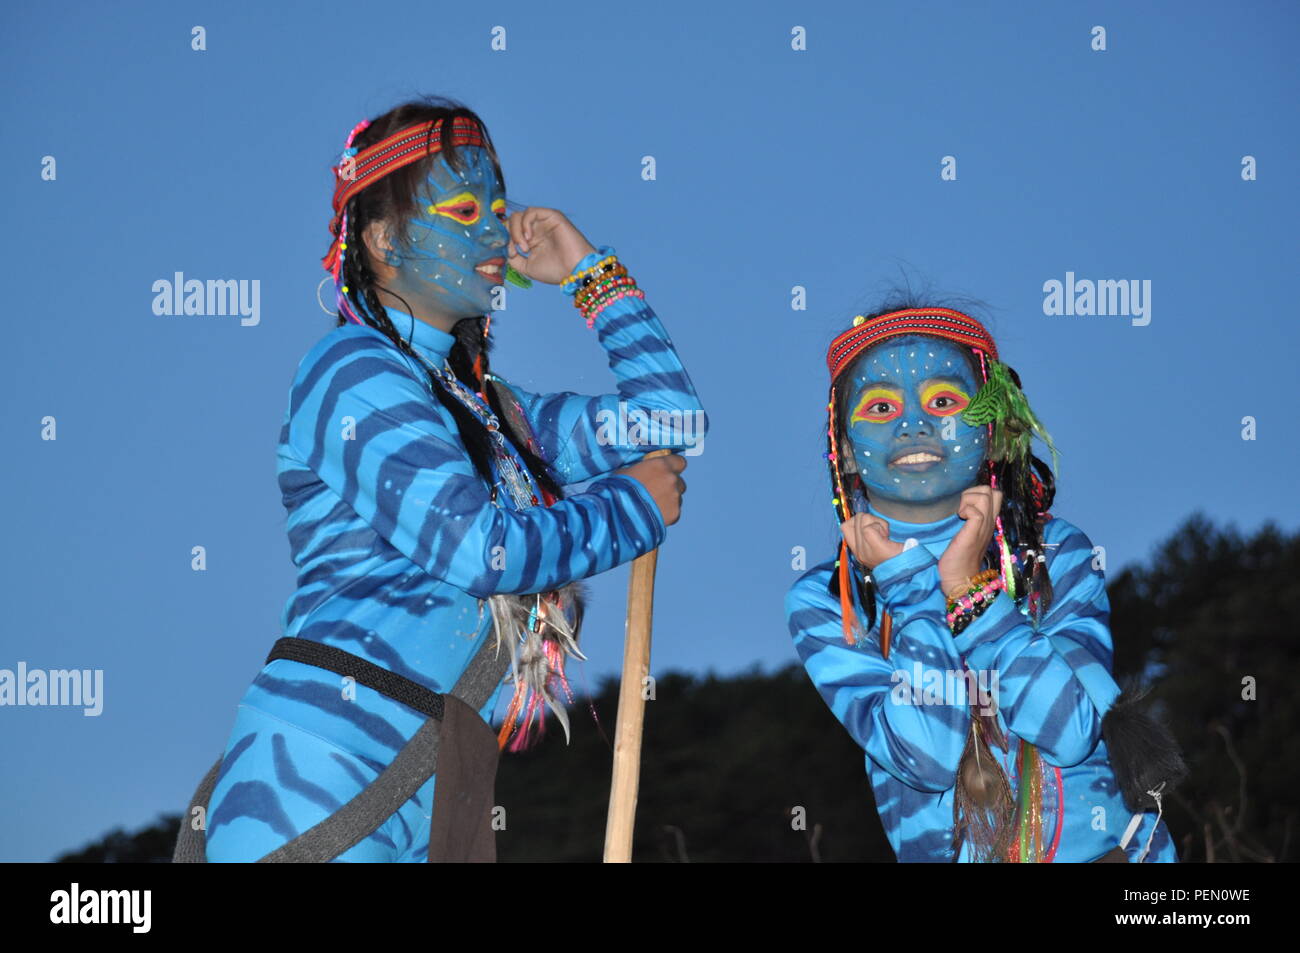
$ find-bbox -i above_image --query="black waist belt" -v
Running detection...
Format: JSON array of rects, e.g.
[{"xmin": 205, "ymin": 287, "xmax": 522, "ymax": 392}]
[{"xmin": 265, "ymin": 637, "xmax": 445, "ymax": 721}]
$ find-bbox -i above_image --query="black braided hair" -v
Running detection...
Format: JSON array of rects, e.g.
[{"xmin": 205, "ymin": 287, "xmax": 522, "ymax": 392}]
[
  {"xmin": 330, "ymin": 96, "xmax": 563, "ymax": 503},
  {"xmin": 826, "ymin": 311, "xmax": 1059, "ymax": 633}
]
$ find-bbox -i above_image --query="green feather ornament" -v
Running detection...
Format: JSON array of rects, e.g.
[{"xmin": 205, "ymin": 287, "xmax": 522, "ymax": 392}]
[
  {"xmin": 505, "ymin": 264, "xmax": 533, "ymax": 288},
  {"xmin": 960, "ymin": 358, "xmax": 1060, "ymax": 476}
]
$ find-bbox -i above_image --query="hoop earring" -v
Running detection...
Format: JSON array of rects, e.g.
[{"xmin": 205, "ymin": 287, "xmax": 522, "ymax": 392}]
[{"xmin": 316, "ymin": 275, "xmax": 337, "ymax": 316}]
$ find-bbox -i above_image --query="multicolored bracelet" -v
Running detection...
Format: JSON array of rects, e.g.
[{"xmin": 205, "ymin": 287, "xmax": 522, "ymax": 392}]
[
  {"xmin": 947, "ymin": 568, "xmax": 1000, "ymax": 603},
  {"xmin": 562, "ymin": 246, "xmax": 645, "ymax": 328},
  {"xmin": 946, "ymin": 572, "xmax": 1005, "ymax": 634},
  {"xmin": 561, "ymin": 245, "xmax": 617, "ymax": 295}
]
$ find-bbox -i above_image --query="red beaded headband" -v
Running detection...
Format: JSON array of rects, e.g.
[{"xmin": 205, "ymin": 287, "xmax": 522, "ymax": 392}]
[
  {"xmin": 827, "ymin": 307, "xmax": 998, "ymax": 381},
  {"xmin": 321, "ymin": 115, "xmax": 487, "ymax": 277}
]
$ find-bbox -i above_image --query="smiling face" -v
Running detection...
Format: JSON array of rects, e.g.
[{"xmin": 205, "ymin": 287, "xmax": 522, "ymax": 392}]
[
  {"xmin": 840, "ymin": 335, "xmax": 988, "ymax": 507},
  {"xmin": 384, "ymin": 145, "xmax": 511, "ymax": 321}
]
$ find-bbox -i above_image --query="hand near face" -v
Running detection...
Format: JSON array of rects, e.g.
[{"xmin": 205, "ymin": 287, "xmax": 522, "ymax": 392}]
[
  {"xmin": 840, "ymin": 513, "xmax": 905, "ymax": 570},
  {"xmin": 504, "ymin": 207, "xmax": 596, "ymax": 285},
  {"xmin": 937, "ymin": 486, "xmax": 1004, "ymax": 598}
]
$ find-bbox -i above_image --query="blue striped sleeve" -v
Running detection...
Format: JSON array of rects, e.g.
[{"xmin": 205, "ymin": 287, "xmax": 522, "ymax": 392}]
[
  {"xmin": 947, "ymin": 518, "xmax": 1109, "ymax": 767},
  {"xmin": 284, "ymin": 329, "xmax": 667, "ymax": 599},
  {"xmin": 498, "ymin": 290, "xmax": 707, "ymax": 485},
  {"xmin": 786, "ymin": 551, "xmax": 972, "ymax": 792}
]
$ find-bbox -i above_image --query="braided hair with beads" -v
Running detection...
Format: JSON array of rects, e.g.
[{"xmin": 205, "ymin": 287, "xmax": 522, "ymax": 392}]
[
  {"xmin": 824, "ymin": 301, "xmax": 1062, "ymax": 861},
  {"xmin": 320, "ymin": 97, "xmax": 589, "ymax": 751}
]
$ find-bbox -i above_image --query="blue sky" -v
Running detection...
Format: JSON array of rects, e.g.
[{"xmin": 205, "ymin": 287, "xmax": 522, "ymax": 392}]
[{"xmin": 2, "ymin": 1, "xmax": 1296, "ymax": 861}]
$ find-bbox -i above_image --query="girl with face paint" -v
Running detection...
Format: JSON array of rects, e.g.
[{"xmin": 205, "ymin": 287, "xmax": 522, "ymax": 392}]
[
  {"xmin": 189, "ymin": 98, "xmax": 704, "ymax": 862},
  {"xmin": 785, "ymin": 302, "xmax": 1182, "ymax": 863}
]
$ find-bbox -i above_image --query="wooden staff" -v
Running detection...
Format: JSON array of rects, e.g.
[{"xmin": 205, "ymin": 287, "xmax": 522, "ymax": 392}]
[{"xmin": 603, "ymin": 447, "xmax": 672, "ymax": 862}]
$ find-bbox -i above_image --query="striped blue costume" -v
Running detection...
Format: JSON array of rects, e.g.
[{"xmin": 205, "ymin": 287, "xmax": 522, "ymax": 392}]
[
  {"xmin": 785, "ymin": 502, "xmax": 1178, "ymax": 863},
  {"xmin": 204, "ymin": 278, "xmax": 705, "ymax": 861}
]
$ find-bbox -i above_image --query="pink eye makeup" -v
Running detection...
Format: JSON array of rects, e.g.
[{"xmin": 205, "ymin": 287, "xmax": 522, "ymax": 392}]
[
  {"xmin": 920, "ymin": 381, "xmax": 971, "ymax": 416},
  {"xmin": 850, "ymin": 386, "xmax": 904, "ymax": 423}
]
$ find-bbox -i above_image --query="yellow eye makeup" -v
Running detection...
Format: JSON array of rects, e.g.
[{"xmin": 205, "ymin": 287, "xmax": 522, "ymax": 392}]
[
  {"xmin": 850, "ymin": 386, "xmax": 904, "ymax": 423},
  {"xmin": 427, "ymin": 191, "xmax": 481, "ymax": 225},
  {"xmin": 491, "ymin": 197, "xmax": 507, "ymax": 222},
  {"xmin": 920, "ymin": 381, "xmax": 971, "ymax": 416}
]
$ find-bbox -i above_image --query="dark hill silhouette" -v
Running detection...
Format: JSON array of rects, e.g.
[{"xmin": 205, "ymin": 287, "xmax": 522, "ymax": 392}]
[{"xmin": 54, "ymin": 512, "xmax": 1296, "ymax": 862}]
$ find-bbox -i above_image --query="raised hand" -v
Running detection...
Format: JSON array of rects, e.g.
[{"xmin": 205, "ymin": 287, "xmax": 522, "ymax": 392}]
[
  {"xmin": 840, "ymin": 512, "xmax": 905, "ymax": 570},
  {"xmin": 937, "ymin": 486, "xmax": 1004, "ymax": 599},
  {"xmin": 504, "ymin": 207, "xmax": 597, "ymax": 285}
]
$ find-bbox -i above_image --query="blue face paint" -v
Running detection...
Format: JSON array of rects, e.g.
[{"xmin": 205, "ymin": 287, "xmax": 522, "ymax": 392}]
[
  {"xmin": 393, "ymin": 146, "xmax": 510, "ymax": 318},
  {"xmin": 841, "ymin": 336, "xmax": 987, "ymax": 505}
]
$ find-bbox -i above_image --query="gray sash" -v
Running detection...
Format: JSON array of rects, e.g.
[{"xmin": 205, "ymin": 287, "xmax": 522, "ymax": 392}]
[{"xmin": 172, "ymin": 632, "xmax": 509, "ymax": 863}]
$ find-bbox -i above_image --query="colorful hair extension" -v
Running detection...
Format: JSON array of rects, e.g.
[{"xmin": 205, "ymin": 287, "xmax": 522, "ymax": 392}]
[{"xmin": 823, "ymin": 306, "xmax": 1063, "ymax": 862}]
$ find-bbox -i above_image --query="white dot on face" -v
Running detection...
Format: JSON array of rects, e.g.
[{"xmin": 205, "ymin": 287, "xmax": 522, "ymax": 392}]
[
  {"xmin": 863, "ymin": 450, "xmax": 871, "ymax": 456},
  {"xmin": 894, "ymin": 478, "xmax": 900, "ymax": 483},
  {"xmin": 954, "ymin": 446, "xmax": 961, "ymax": 452}
]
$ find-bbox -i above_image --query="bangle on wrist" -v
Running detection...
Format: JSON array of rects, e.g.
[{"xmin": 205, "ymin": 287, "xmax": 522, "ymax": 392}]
[
  {"xmin": 561, "ymin": 245, "xmax": 617, "ymax": 295},
  {"xmin": 946, "ymin": 574, "xmax": 1005, "ymax": 633},
  {"xmin": 566, "ymin": 251, "xmax": 645, "ymax": 328}
]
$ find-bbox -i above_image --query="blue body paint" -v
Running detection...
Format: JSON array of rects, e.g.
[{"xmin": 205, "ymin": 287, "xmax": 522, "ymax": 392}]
[
  {"xmin": 841, "ymin": 336, "xmax": 985, "ymax": 507},
  {"xmin": 391, "ymin": 146, "xmax": 510, "ymax": 319}
]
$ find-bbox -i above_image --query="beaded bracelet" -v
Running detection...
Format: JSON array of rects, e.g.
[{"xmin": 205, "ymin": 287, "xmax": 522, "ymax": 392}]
[
  {"xmin": 947, "ymin": 575, "xmax": 1002, "ymax": 617},
  {"xmin": 572, "ymin": 259, "xmax": 645, "ymax": 328},
  {"xmin": 578, "ymin": 277, "xmax": 638, "ymax": 311},
  {"xmin": 948, "ymin": 590, "xmax": 1001, "ymax": 634},
  {"xmin": 575, "ymin": 273, "xmax": 635, "ymax": 313},
  {"xmin": 574, "ymin": 262, "xmax": 630, "ymax": 306},
  {"xmin": 947, "ymin": 576, "xmax": 1005, "ymax": 633},
  {"xmin": 946, "ymin": 568, "xmax": 1000, "ymax": 606},
  {"xmin": 561, "ymin": 245, "xmax": 618, "ymax": 296},
  {"xmin": 580, "ymin": 285, "xmax": 645, "ymax": 328}
]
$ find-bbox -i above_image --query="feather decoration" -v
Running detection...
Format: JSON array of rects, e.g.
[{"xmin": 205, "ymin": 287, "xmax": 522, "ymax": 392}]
[
  {"xmin": 961, "ymin": 358, "xmax": 1060, "ymax": 476},
  {"xmin": 951, "ymin": 713, "xmax": 1016, "ymax": 863},
  {"xmin": 490, "ymin": 581, "xmax": 587, "ymax": 752}
]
